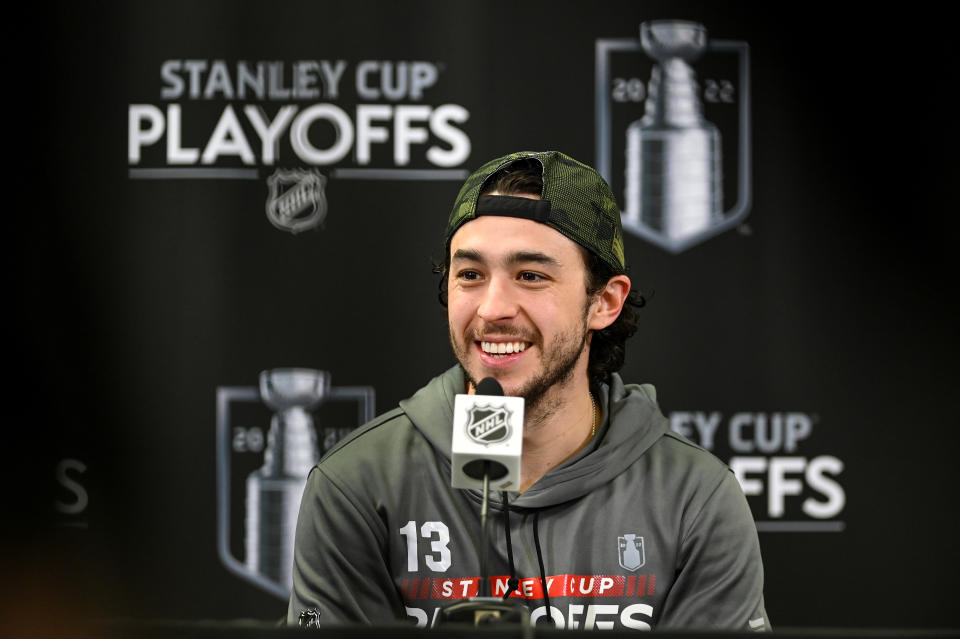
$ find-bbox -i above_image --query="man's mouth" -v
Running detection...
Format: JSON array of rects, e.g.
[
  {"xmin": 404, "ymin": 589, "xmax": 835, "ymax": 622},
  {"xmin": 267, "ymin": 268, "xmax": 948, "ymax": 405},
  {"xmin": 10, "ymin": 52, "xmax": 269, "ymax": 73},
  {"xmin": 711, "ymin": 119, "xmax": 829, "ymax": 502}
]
[{"xmin": 479, "ymin": 340, "xmax": 530, "ymax": 359}]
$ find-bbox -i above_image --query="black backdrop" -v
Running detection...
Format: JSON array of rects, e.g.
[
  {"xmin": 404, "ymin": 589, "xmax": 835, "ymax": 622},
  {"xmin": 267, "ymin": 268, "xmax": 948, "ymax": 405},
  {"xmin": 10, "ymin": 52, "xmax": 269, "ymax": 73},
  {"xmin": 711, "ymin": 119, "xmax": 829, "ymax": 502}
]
[{"xmin": 8, "ymin": 1, "xmax": 959, "ymax": 631}]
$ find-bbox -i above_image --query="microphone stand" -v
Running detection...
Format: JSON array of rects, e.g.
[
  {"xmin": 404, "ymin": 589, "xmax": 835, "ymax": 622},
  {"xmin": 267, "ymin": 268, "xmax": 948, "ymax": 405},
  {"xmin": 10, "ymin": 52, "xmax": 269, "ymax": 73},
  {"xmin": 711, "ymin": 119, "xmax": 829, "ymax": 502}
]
[
  {"xmin": 436, "ymin": 462, "xmax": 530, "ymax": 627},
  {"xmin": 479, "ymin": 462, "xmax": 491, "ymax": 597}
]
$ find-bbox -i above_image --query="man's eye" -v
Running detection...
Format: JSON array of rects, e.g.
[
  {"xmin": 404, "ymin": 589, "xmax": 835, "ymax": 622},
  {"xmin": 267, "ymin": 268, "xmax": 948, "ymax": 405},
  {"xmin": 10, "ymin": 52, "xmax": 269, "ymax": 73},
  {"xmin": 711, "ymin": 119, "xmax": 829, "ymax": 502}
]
[
  {"xmin": 519, "ymin": 272, "xmax": 545, "ymax": 282},
  {"xmin": 457, "ymin": 270, "xmax": 481, "ymax": 281}
]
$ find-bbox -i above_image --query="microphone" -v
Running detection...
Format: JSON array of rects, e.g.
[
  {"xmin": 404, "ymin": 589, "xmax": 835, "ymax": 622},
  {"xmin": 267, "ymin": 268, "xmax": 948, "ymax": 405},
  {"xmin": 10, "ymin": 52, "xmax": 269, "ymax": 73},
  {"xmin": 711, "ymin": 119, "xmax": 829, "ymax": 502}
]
[
  {"xmin": 440, "ymin": 377, "xmax": 531, "ymax": 626},
  {"xmin": 451, "ymin": 377, "xmax": 524, "ymax": 492}
]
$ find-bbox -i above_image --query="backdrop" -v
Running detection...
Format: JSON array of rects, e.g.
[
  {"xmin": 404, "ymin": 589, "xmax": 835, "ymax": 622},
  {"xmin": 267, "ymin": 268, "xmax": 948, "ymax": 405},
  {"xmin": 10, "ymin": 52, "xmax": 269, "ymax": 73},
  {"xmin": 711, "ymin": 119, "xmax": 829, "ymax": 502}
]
[{"xmin": 9, "ymin": 0, "xmax": 958, "ymax": 630}]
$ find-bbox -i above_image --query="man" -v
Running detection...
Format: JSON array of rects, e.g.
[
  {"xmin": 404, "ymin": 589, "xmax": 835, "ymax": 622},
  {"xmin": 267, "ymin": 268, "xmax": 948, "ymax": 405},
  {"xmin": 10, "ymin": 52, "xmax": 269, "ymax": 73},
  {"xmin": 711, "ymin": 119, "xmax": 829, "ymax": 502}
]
[{"xmin": 288, "ymin": 151, "xmax": 769, "ymax": 630}]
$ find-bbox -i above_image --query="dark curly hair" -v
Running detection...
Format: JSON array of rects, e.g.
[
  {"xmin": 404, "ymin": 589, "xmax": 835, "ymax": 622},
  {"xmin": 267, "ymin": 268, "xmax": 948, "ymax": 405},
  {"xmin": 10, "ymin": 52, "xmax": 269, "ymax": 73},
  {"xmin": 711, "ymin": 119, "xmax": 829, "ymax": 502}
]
[
  {"xmin": 581, "ymin": 252, "xmax": 646, "ymax": 395},
  {"xmin": 435, "ymin": 159, "xmax": 646, "ymax": 394}
]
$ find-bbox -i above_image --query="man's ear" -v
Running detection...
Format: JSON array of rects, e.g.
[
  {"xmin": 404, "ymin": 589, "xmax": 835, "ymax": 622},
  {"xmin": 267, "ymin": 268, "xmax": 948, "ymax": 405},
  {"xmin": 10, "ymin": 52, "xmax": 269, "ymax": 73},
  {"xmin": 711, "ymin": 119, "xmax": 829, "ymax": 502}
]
[{"xmin": 588, "ymin": 275, "xmax": 631, "ymax": 331}]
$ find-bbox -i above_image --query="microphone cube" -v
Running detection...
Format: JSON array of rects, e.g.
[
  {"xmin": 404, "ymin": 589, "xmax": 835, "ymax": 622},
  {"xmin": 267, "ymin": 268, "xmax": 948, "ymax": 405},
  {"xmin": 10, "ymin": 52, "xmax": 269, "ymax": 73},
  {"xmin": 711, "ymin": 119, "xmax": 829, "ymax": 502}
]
[{"xmin": 451, "ymin": 394, "xmax": 524, "ymax": 492}]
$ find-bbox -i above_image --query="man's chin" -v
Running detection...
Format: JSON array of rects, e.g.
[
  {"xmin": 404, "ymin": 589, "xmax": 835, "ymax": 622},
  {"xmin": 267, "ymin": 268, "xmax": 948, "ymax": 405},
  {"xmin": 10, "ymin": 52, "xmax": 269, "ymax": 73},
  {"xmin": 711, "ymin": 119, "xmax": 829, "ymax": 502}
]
[{"xmin": 459, "ymin": 363, "xmax": 524, "ymax": 396}]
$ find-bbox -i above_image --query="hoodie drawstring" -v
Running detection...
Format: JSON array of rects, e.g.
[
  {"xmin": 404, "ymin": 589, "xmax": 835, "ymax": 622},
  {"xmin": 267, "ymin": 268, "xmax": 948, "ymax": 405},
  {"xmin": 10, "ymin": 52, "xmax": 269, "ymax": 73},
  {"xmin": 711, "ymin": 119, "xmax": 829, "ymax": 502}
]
[
  {"xmin": 533, "ymin": 510, "xmax": 551, "ymax": 617},
  {"xmin": 499, "ymin": 494, "xmax": 551, "ymax": 622},
  {"xmin": 500, "ymin": 492, "xmax": 520, "ymax": 600}
]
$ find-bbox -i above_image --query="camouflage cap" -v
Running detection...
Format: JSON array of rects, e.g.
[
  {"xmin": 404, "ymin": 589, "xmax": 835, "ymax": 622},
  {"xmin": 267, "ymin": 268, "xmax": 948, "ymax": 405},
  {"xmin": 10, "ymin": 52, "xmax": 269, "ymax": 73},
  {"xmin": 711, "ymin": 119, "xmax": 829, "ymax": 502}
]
[{"xmin": 446, "ymin": 151, "xmax": 626, "ymax": 270}]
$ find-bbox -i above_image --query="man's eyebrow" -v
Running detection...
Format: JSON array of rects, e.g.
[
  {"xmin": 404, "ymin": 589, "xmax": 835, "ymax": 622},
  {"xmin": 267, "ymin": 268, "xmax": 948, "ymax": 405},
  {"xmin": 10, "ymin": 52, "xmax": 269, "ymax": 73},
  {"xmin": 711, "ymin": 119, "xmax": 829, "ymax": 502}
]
[
  {"xmin": 508, "ymin": 251, "xmax": 560, "ymax": 267},
  {"xmin": 451, "ymin": 248, "xmax": 560, "ymax": 267},
  {"xmin": 451, "ymin": 248, "xmax": 483, "ymax": 263}
]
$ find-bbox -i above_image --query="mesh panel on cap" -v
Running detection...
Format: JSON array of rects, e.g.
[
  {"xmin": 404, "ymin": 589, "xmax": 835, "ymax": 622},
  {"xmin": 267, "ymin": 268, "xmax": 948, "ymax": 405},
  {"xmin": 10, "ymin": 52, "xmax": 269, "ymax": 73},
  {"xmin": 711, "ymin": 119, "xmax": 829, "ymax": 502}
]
[{"xmin": 446, "ymin": 151, "xmax": 625, "ymax": 270}]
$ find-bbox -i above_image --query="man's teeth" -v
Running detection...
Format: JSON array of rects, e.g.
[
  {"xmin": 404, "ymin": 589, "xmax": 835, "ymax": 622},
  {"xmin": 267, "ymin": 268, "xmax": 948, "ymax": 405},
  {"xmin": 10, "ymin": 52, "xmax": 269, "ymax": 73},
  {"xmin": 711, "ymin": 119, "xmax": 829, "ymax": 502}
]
[{"xmin": 480, "ymin": 341, "xmax": 528, "ymax": 357}]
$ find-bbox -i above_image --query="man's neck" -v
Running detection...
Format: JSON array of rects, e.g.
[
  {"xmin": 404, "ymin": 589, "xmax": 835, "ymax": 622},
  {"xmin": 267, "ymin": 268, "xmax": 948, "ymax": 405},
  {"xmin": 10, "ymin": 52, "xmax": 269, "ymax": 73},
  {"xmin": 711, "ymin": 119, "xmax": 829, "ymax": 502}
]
[{"xmin": 518, "ymin": 376, "xmax": 596, "ymax": 493}]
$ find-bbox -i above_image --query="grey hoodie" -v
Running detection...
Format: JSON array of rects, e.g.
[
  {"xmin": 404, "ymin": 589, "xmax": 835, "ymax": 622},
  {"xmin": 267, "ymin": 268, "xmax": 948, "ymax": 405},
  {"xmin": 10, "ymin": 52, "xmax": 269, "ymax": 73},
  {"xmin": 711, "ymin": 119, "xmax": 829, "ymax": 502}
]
[{"xmin": 288, "ymin": 366, "xmax": 770, "ymax": 631}]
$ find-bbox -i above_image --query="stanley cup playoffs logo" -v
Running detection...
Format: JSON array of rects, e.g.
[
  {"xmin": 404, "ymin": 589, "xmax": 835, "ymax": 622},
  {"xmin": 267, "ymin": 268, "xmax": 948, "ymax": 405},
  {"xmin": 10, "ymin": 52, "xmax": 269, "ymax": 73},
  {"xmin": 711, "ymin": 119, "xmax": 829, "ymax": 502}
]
[
  {"xmin": 216, "ymin": 368, "xmax": 375, "ymax": 598},
  {"xmin": 596, "ymin": 20, "xmax": 751, "ymax": 253},
  {"xmin": 127, "ymin": 57, "xmax": 473, "ymax": 233},
  {"xmin": 618, "ymin": 534, "xmax": 646, "ymax": 571}
]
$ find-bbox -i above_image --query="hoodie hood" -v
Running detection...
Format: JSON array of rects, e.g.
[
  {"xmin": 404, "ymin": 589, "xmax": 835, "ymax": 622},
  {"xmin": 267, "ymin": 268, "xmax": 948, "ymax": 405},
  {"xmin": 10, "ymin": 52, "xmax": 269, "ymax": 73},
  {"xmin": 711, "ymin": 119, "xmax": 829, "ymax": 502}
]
[{"xmin": 399, "ymin": 365, "xmax": 671, "ymax": 509}]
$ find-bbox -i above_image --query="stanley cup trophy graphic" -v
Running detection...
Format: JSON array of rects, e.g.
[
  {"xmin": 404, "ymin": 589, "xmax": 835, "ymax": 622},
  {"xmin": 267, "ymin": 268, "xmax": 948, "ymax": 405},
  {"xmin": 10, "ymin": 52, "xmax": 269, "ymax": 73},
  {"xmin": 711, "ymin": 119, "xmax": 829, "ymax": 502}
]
[
  {"xmin": 244, "ymin": 369, "xmax": 326, "ymax": 589},
  {"xmin": 624, "ymin": 20, "xmax": 723, "ymax": 243},
  {"xmin": 596, "ymin": 19, "xmax": 751, "ymax": 253},
  {"xmin": 216, "ymin": 368, "xmax": 375, "ymax": 598}
]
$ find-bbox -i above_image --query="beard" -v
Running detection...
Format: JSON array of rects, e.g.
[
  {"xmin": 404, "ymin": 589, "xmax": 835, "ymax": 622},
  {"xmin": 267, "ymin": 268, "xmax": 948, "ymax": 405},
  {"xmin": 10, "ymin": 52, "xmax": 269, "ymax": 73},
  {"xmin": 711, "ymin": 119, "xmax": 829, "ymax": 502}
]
[{"xmin": 450, "ymin": 317, "xmax": 590, "ymax": 417}]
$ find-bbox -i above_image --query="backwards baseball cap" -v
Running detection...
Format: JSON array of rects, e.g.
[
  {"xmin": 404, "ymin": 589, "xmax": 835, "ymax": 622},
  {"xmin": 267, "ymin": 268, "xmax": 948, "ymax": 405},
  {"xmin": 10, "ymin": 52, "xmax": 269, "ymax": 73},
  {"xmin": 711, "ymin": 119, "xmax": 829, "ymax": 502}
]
[{"xmin": 445, "ymin": 151, "xmax": 626, "ymax": 271}]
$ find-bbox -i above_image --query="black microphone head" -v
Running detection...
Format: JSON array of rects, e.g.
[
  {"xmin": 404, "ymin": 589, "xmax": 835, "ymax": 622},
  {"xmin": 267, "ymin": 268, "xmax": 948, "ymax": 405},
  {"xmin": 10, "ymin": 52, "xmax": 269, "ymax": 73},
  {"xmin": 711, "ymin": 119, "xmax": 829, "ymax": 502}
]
[{"xmin": 475, "ymin": 377, "xmax": 504, "ymax": 397}]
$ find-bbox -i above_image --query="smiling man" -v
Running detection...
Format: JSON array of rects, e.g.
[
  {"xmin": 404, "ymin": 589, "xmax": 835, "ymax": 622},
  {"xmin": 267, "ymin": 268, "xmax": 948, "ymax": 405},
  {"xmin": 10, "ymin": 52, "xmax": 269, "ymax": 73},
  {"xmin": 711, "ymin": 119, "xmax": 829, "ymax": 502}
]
[{"xmin": 288, "ymin": 151, "xmax": 770, "ymax": 630}]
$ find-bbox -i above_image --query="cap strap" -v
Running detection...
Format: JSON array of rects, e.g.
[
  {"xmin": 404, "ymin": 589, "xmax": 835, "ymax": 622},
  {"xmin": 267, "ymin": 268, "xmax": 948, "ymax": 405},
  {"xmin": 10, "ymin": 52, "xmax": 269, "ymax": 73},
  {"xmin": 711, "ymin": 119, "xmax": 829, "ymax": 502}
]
[{"xmin": 475, "ymin": 195, "xmax": 552, "ymax": 223}]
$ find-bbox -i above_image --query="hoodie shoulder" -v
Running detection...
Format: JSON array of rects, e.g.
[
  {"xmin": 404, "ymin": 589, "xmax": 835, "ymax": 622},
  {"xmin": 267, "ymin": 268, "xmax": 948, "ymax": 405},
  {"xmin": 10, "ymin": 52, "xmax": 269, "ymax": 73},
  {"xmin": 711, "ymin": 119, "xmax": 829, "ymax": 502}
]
[
  {"xmin": 318, "ymin": 406, "xmax": 409, "ymax": 462},
  {"xmin": 314, "ymin": 367, "xmax": 462, "ymax": 480},
  {"xmin": 613, "ymin": 377, "xmax": 734, "ymax": 500},
  {"xmin": 619, "ymin": 379, "xmax": 729, "ymax": 474}
]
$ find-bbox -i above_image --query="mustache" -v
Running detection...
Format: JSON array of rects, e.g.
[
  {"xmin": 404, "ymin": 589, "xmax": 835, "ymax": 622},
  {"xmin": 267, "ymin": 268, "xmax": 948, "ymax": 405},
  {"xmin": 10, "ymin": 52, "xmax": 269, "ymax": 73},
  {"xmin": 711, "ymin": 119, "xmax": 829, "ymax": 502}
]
[{"xmin": 470, "ymin": 323, "xmax": 539, "ymax": 343}]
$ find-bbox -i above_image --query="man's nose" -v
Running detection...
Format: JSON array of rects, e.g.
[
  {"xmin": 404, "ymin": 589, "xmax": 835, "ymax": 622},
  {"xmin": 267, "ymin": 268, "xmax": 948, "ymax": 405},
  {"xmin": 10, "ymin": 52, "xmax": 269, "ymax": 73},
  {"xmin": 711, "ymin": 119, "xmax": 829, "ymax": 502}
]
[{"xmin": 476, "ymin": 276, "xmax": 519, "ymax": 322}]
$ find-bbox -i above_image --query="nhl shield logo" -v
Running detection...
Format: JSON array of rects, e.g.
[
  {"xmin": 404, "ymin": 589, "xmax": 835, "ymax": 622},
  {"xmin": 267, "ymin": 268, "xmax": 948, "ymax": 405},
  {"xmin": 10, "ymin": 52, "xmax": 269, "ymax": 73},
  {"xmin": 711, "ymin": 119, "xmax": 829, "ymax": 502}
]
[
  {"xmin": 618, "ymin": 534, "xmax": 645, "ymax": 571},
  {"xmin": 466, "ymin": 404, "xmax": 511, "ymax": 444},
  {"xmin": 265, "ymin": 168, "xmax": 328, "ymax": 234}
]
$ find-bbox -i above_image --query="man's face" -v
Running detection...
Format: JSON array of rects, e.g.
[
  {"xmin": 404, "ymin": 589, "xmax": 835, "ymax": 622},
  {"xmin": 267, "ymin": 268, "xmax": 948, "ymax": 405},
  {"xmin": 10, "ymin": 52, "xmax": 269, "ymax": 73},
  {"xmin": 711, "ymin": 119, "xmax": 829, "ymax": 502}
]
[{"xmin": 447, "ymin": 211, "xmax": 597, "ymax": 408}]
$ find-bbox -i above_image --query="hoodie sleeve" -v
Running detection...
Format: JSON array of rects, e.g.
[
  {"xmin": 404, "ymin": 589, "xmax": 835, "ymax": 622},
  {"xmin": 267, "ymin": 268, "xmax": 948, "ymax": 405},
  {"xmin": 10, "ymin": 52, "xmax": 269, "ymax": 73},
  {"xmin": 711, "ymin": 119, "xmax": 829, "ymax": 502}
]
[
  {"xmin": 286, "ymin": 465, "xmax": 402, "ymax": 626},
  {"xmin": 657, "ymin": 469, "xmax": 771, "ymax": 631}
]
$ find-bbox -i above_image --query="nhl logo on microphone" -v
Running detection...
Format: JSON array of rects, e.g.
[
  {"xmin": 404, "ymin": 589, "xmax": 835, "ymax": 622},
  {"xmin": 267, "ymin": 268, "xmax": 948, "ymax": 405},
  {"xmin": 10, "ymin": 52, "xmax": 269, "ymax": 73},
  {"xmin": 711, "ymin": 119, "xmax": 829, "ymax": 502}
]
[{"xmin": 466, "ymin": 404, "xmax": 511, "ymax": 444}]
